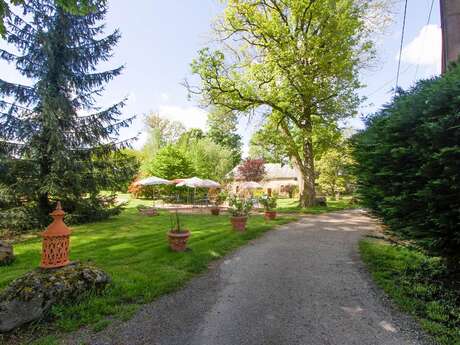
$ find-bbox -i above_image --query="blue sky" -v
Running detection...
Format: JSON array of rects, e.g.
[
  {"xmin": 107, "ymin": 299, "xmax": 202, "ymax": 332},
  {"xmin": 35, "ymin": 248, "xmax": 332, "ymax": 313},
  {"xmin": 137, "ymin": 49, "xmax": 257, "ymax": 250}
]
[{"xmin": 1, "ymin": 1, "xmax": 442, "ymax": 154}]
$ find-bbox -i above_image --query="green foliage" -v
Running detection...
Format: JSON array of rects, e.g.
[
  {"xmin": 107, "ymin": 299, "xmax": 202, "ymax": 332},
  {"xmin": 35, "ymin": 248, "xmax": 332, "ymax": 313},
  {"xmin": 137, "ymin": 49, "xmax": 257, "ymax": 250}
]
[
  {"xmin": 141, "ymin": 112, "xmax": 186, "ymax": 166},
  {"xmin": 214, "ymin": 191, "xmax": 228, "ymax": 206},
  {"xmin": 316, "ymin": 143, "xmax": 356, "ymax": 198},
  {"xmin": 145, "ymin": 145, "xmax": 194, "ymax": 180},
  {"xmin": 93, "ymin": 149, "xmax": 140, "ymax": 193},
  {"xmin": 249, "ymin": 117, "xmax": 290, "ymax": 164},
  {"xmin": 177, "ymin": 128, "xmax": 205, "ymax": 147},
  {"xmin": 360, "ymin": 240, "xmax": 460, "ymax": 345},
  {"xmin": 260, "ymin": 195, "xmax": 277, "ymax": 211},
  {"xmin": 180, "ymin": 137, "xmax": 234, "ymax": 181},
  {"xmin": 352, "ymin": 64, "xmax": 460, "ymax": 268},
  {"xmin": 228, "ymin": 196, "xmax": 253, "ymax": 217},
  {"xmin": 0, "ymin": 0, "xmax": 133, "ymax": 231},
  {"xmin": 249, "ymin": 115, "xmax": 343, "ymax": 164},
  {"xmin": 0, "ymin": 0, "xmax": 102, "ymax": 37},
  {"xmin": 206, "ymin": 107, "xmax": 242, "ymax": 166},
  {"xmin": 190, "ymin": 0, "xmax": 379, "ymax": 206},
  {"xmin": 140, "ymin": 112, "xmax": 235, "ymax": 183},
  {"xmin": 29, "ymin": 335, "xmax": 60, "ymax": 345}
]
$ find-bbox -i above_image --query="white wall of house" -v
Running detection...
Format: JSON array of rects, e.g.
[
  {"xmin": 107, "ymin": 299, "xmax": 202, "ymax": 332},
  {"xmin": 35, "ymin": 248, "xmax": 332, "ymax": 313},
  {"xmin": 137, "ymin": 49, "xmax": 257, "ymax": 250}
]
[{"xmin": 226, "ymin": 163, "xmax": 300, "ymax": 197}]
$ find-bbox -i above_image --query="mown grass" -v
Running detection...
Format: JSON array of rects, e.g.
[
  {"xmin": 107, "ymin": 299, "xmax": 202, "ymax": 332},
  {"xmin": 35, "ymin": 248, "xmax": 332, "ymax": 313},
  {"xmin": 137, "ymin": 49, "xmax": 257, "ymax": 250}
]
[
  {"xmin": 0, "ymin": 197, "xmax": 296, "ymax": 343},
  {"xmin": 276, "ymin": 196, "xmax": 358, "ymax": 214},
  {"xmin": 360, "ymin": 239, "xmax": 460, "ymax": 345}
]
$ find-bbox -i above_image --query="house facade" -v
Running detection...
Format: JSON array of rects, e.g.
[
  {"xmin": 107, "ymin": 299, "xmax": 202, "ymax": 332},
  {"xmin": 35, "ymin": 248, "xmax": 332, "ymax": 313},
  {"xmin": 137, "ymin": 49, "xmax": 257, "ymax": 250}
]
[{"xmin": 227, "ymin": 163, "xmax": 301, "ymax": 197}]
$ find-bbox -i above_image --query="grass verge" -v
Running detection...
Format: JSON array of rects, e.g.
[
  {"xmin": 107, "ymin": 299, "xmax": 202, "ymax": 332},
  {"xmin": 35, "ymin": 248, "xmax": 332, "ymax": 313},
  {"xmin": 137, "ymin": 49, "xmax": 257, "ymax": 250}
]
[
  {"xmin": 0, "ymin": 203, "xmax": 296, "ymax": 344},
  {"xmin": 360, "ymin": 239, "xmax": 460, "ymax": 345},
  {"xmin": 276, "ymin": 196, "xmax": 359, "ymax": 214}
]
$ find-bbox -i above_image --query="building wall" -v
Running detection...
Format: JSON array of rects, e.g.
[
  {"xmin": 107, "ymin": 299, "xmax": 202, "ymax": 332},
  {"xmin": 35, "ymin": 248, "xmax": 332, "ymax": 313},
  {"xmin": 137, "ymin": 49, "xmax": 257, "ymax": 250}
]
[{"xmin": 228, "ymin": 178, "xmax": 299, "ymax": 197}]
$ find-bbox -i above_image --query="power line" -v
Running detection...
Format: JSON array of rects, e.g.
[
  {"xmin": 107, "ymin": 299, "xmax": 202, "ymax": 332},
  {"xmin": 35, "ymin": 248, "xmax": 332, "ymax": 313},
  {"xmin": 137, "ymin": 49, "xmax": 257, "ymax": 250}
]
[
  {"xmin": 366, "ymin": 65, "xmax": 412, "ymax": 99},
  {"xmin": 367, "ymin": 0, "xmax": 434, "ymax": 100},
  {"xmin": 414, "ymin": 0, "xmax": 436, "ymax": 80},
  {"xmin": 395, "ymin": 0, "xmax": 409, "ymax": 93}
]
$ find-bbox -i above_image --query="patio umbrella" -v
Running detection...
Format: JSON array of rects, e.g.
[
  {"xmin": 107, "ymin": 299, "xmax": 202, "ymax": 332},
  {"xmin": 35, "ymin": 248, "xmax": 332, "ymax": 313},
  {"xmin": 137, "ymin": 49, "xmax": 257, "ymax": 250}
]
[
  {"xmin": 240, "ymin": 181, "xmax": 263, "ymax": 190},
  {"xmin": 136, "ymin": 176, "xmax": 172, "ymax": 186},
  {"xmin": 175, "ymin": 177, "xmax": 206, "ymax": 188},
  {"xmin": 135, "ymin": 176, "xmax": 172, "ymax": 206},
  {"xmin": 202, "ymin": 179, "xmax": 221, "ymax": 188},
  {"xmin": 175, "ymin": 177, "xmax": 212, "ymax": 206}
]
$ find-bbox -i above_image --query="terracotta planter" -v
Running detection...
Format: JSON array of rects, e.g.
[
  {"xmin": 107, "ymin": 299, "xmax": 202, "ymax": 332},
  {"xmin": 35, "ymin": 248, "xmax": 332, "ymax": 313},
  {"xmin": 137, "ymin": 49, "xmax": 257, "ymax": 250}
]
[
  {"xmin": 264, "ymin": 210, "xmax": 277, "ymax": 220},
  {"xmin": 210, "ymin": 207, "xmax": 220, "ymax": 216},
  {"xmin": 167, "ymin": 230, "xmax": 191, "ymax": 252},
  {"xmin": 230, "ymin": 216, "xmax": 248, "ymax": 232}
]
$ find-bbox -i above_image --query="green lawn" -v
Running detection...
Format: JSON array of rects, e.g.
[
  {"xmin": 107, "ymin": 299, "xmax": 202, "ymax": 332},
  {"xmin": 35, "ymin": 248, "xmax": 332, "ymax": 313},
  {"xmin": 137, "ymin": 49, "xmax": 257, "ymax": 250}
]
[
  {"xmin": 276, "ymin": 196, "xmax": 358, "ymax": 214},
  {"xmin": 0, "ymin": 198, "xmax": 296, "ymax": 343},
  {"xmin": 360, "ymin": 239, "xmax": 460, "ymax": 345}
]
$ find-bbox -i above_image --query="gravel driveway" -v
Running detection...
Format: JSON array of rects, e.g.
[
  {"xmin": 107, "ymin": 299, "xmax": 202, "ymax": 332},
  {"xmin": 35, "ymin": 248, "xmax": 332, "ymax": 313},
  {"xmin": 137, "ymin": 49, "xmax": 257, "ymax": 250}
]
[{"xmin": 66, "ymin": 210, "xmax": 432, "ymax": 345}]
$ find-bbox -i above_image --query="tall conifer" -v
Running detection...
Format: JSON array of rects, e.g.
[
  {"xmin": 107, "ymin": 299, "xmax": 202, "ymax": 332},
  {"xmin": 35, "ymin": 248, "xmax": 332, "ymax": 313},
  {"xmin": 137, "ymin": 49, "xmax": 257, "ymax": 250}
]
[{"xmin": 0, "ymin": 0, "xmax": 134, "ymax": 229}]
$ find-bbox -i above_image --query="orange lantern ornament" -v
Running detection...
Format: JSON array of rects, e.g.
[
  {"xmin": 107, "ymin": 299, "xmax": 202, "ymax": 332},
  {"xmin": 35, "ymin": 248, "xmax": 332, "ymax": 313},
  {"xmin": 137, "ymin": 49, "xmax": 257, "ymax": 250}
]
[{"xmin": 40, "ymin": 201, "xmax": 71, "ymax": 269}]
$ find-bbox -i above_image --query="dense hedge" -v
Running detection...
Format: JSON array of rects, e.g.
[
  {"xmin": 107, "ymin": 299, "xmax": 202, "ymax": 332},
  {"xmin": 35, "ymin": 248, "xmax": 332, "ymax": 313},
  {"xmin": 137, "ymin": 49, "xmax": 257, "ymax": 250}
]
[{"xmin": 352, "ymin": 64, "xmax": 460, "ymax": 269}]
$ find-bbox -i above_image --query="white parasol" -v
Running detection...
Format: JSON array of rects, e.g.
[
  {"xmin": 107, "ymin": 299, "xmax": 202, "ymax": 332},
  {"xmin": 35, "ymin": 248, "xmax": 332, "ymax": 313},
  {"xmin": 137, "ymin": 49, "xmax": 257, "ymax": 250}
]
[
  {"xmin": 240, "ymin": 181, "xmax": 263, "ymax": 190},
  {"xmin": 136, "ymin": 176, "xmax": 172, "ymax": 186},
  {"xmin": 175, "ymin": 177, "xmax": 206, "ymax": 188},
  {"xmin": 202, "ymin": 179, "xmax": 221, "ymax": 188}
]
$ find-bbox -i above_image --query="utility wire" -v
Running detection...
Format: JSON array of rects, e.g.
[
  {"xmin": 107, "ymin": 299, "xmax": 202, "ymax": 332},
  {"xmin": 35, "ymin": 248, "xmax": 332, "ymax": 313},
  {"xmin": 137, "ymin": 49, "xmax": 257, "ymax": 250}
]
[
  {"xmin": 366, "ymin": 0, "xmax": 434, "ymax": 100},
  {"xmin": 414, "ymin": 0, "xmax": 436, "ymax": 80},
  {"xmin": 395, "ymin": 0, "xmax": 409, "ymax": 93},
  {"xmin": 366, "ymin": 65, "xmax": 411, "ymax": 99}
]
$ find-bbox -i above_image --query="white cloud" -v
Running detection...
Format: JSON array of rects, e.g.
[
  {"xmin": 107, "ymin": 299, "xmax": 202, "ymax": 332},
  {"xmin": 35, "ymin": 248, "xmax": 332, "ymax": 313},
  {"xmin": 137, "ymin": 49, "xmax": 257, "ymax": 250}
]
[
  {"xmin": 158, "ymin": 105, "xmax": 208, "ymax": 129},
  {"xmin": 400, "ymin": 24, "xmax": 441, "ymax": 71},
  {"xmin": 160, "ymin": 92, "xmax": 170, "ymax": 101}
]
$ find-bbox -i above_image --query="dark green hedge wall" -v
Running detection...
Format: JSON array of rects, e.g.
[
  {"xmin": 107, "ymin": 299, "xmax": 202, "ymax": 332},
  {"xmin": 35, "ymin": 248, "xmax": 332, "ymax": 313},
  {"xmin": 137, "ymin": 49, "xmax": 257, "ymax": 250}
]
[{"xmin": 352, "ymin": 64, "xmax": 460, "ymax": 268}]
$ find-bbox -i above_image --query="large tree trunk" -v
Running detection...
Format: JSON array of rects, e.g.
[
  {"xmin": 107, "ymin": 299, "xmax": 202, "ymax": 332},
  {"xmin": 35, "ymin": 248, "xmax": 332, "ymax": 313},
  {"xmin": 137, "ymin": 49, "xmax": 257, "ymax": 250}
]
[
  {"xmin": 298, "ymin": 122, "xmax": 316, "ymax": 208},
  {"xmin": 278, "ymin": 111, "xmax": 316, "ymax": 208}
]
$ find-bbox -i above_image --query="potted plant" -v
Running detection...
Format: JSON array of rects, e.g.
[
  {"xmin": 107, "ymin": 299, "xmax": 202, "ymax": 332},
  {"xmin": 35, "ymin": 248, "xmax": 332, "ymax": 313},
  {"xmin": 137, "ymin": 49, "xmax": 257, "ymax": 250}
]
[
  {"xmin": 260, "ymin": 195, "xmax": 277, "ymax": 220},
  {"xmin": 210, "ymin": 191, "xmax": 227, "ymax": 216},
  {"xmin": 228, "ymin": 196, "xmax": 253, "ymax": 231},
  {"xmin": 167, "ymin": 210, "xmax": 190, "ymax": 252}
]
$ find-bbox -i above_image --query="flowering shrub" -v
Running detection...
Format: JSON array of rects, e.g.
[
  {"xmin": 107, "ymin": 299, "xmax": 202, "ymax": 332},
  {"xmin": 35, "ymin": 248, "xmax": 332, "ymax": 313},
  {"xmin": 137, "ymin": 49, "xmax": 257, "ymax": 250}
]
[
  {"xmin": 213, "ymin": 191, "xmax": 228, "ymax": 207},
  {"xmin": 228, "ymin": 196, "xmax": 253, "ymax": 217},
  {"xmin": 260, "ymin": 195, "xmax": 277, "ymax": 211}
]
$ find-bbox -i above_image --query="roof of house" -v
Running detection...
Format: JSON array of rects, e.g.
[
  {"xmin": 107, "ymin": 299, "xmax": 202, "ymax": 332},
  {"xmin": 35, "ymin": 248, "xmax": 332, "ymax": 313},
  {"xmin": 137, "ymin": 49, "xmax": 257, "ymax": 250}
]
[{"xmin": 229, "ymin": 163, "xmax": 298, "ymax": 180}]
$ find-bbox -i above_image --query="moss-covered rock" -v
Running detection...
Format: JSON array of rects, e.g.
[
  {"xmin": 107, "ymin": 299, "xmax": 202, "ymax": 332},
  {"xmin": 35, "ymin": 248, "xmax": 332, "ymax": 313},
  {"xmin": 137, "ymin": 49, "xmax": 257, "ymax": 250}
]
[{"xmin": 0, "ymin": 262, "xmax": 110, "ymax": 333}]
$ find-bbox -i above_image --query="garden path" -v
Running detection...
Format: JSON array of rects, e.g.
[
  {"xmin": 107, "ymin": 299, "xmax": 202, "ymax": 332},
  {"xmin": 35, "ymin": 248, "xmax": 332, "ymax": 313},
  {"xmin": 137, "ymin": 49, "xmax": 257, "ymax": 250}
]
[{"xmin": 67, "ymin": 210, "xmax": 432, "ymax": 345}]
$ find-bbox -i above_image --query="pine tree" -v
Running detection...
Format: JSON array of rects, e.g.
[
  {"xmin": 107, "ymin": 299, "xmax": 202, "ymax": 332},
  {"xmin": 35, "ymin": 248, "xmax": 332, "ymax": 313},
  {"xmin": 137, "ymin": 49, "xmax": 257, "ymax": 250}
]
[{"xmin": 0, "ymin": 0, "xmax": 135, "ymax": 230}]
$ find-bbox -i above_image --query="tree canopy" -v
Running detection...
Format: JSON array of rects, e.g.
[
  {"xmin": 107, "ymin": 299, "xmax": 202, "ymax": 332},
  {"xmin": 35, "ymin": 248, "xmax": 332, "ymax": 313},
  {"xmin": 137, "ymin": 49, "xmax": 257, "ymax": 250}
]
[
  {"xmin": 0, "ymin": 0, "xmax": 103, "ymax": 36},
  {"xmin": 206, "ymin": 106, "xmax": 242, "ymax": 167},
  {"xmin": 189, "ymin": 0, "xmax": 379, "ymax": 206},
  {"xmin": 145, "ymin": 145, "xmax": 194, "ymax": 180},
  {"xmin": 142, "ymin": 112, "xmax": 186, "ymax": 165}
]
